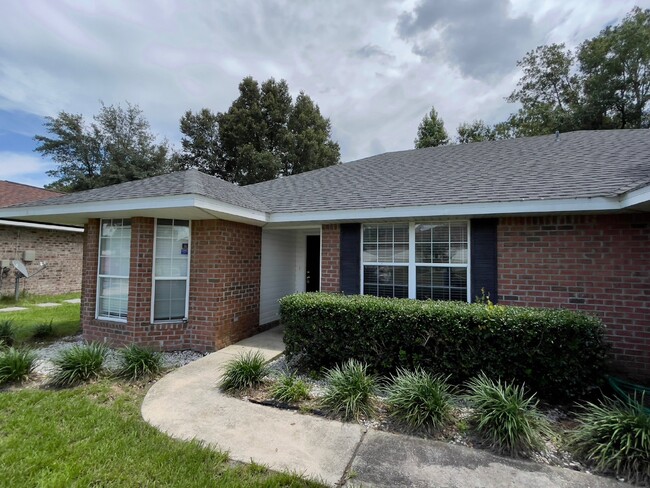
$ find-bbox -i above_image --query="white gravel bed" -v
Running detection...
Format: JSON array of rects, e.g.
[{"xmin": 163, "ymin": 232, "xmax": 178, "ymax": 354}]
[{"xmin": 31, "ymin": 334, "xmax": 206, "ymax": 377}]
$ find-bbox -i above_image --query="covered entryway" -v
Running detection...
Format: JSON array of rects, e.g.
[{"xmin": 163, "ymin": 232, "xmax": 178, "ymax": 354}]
[{"xmin": 259, "ymin": 227, "xmax": 321, "ymax": 325}]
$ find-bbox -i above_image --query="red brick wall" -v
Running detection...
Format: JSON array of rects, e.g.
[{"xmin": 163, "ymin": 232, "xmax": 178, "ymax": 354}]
[
  {"xmin": 81, "ymin": 217, "xmax": 262, "ymax": 352},
  {"xmin": 0, "ymin": 224, "xmax": 83, "ymax": 297},
  {"xmin": 321, "ymin": 224, "xmax": 340, "ymax": 292},
  {"xmin": 498, "ymin": 214, "xmax": 650, "ymax": 380}
]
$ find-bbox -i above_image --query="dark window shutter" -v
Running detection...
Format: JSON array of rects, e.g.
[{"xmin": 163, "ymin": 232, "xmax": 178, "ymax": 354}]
[
  {"xmin": 470, "ymin": 219, "xmax": 498, "ymax": 303},
  {"xmin": 340, "ymin": 223, "xmax": 361, "ymax": 294}
]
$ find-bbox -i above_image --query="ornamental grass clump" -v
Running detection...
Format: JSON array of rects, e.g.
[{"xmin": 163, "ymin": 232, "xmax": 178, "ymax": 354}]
[
  {"xmin": 0, "ymin": 320, "xmax": 14, "ymax": 347},
  {"xmin": 0, "ymin": 347, "xmax": 36, "ymax": 385},
  {"xmin": 466, "ymin": 373, "xmax": 551, "ymax": 457},
  {"xmin": 50, "ymin": 342, "xmax": 108, "ymax": 387},
  {"xmin": 271, "ymin": 373, "xmax": 310, "ymax": 403},
  {"xmin": 385, "ymin": 369, "xmax": 455, "ymax": 432},
  {"xmin": 219, "ymin": 351, "xmax": 270, "ymax": 392},
  {"xmin": 569, "ymin": 396, "xmax": 650, "ymax": 484},
  {"xmin": 321, "ymin": 359, "xmax": 377, "ymax": 421},
  {"xmin": 116, "ymin": 344, "xmax": 163, "ymax": 380},
  {"xmin": 31, "ymin": 320, "xmax": 54, "ymax": 340}
]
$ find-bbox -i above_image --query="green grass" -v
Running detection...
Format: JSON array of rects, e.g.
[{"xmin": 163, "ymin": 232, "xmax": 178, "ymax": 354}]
[
  {"xmin": 116, "ymin": 344, "xmax": 163, "ymax": 380},
  {"xmin": 569, "ymin": 396, "xmax": 650, "ymax": 484},
  {"xmin": 220, "ymin": 351, "xmax": 270, "ymax": 392},
  {"xmin": 0, "ymin": 380, "xmax": 325, "ymax": 487},
  {"xmin": 466, "ymin": 373, "xmax": 551, "ymax": 457},
  {"xmin": 271, "ymin": 374, "xmax": 311, "ymax": 403},
  {"xmin": 385, "ymin": 369, "xmax": 455, "ymax": 432},
  {"xmin": 321, "ymin": 359, "xmax": 377, "ymax": 421},
  {"xmin": 50, "ymin": 342, "xmax": 108, "ymax": 387},
  {"xmin": 0, "ymin": 292, "xmax": 80, "ymax": 343}
]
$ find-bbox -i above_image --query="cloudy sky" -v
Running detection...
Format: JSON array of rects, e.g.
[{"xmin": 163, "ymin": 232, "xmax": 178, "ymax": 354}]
[{"xmin": 0, "ymin": 0, "xmax": 646, "ymax": 188}]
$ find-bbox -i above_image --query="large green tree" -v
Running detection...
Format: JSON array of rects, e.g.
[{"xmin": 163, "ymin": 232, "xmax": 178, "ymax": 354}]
[
  {"xmin": 414, "ymin": 106, "xmax": 449, "ymax": 148},
  {"xmin": 503, "ymin": 7, "xmax": 650, "ymax": 136},
  {"xmin": 35, "ymin": 102, "xmax": 171, "ymax": 192},
  {"xmin": 579, "ymin": 6, "xmax": 650, "ymax": 129},
  {"xmin": 179, "ymin": 76, "xmax": 340, "ymax": 185}
]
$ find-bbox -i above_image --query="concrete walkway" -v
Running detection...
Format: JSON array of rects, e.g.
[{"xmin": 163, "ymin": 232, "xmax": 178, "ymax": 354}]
[{"xmin": 142, "ymin": 326, "xmax": 622, "ymax": 488}]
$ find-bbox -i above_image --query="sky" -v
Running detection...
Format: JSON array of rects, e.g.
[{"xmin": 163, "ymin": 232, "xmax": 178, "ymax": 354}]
[{"xmin": 0, "ymin": 0, "xmax": 647, "ymax": 188}]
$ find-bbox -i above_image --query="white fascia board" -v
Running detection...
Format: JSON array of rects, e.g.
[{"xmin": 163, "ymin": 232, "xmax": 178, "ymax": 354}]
[
  {"xmin": 0, "ymin": 194, "xmax": 269, "ymax": 225},
  {"xmin": 0, "ymin": 219, "xmax": 84, "ymax": 232},
  {"xmin": 620, "ymin": 184, "xmax": 650, "ymax": 208},
  {"xmin": 192, "ymin": 195, "xmax": 268, "ymax": 225},
  {"xmin": 267, "ymin": 196, "xmax": 625, "ymax": 223}
]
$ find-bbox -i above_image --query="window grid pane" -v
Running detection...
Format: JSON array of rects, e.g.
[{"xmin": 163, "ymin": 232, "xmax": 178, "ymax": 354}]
[
  {"xmin": 362, "ymin": 222, "xmax": 468, "ymax": 302},
  {"xmin": 97, "ymin": 219, "xmax": 131, "ymax": 319},
  {"xmin": 154, "ymin": 219, "xmax": 190, "ymax": 321}
]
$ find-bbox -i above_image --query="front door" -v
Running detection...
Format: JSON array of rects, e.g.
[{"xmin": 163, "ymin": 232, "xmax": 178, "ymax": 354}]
[{"xmin": 305, "ymin": 235, "xmax": 320, "ymax": 292}]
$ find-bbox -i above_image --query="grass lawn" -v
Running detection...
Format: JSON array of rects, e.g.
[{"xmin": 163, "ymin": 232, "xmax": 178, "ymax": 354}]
[
  {"xmin": 0, "ymin": 292, "xmax": 81, "ymax": 343},
  {"xmin": 0, "ymin": 380, "xmax": 325, "ymax": 487}
]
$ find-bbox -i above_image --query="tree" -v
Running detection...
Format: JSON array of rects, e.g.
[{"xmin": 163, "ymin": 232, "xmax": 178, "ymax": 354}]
[
  {"xmin": 179, "ymin": 76, "xmax": 340, "ymax": 185},
  {"xmin": 285, "ymin": 92, "xmax": 340, "ymax": 174},
  {"xmin": 414, "ymin": 106, "xmax": 449, "ymax": 148},
  {"xmin": 503, "ymin": 7, "xmax": 650, "ymax": 136},
  {"xmin": 506, "ymin": 43, "xmax": 580, "ymax": 136},
  {"xmin": 579, "ymin": 7, "xmax": 650, "ymax": 129},
  {"xmin": 35, "ymin": 102, "xmax": 171, "ymax": 192},
  {"xmin": 456, "ymin": 120, "xmax": 496, "ymax": 143},
  {"xmin": 177, "ymin": 108, "xmax": 222, "ymax": 176}
]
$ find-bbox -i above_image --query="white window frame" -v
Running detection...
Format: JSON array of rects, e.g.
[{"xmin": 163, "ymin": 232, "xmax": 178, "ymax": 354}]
[
  {"xmin": 360, "ymin": 221, "xmax": 471, "ymax": 302},
  {"xmin": 96, "ymin": 218, "xmax": 131, "ymax": 322},
  {"xmin": 151, "ymin": 218, "xmax": 191, "ymax": 324}
]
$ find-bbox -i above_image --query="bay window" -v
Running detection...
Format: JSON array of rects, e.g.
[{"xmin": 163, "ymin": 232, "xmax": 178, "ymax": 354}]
[
  {"xmin": 97, "ymin": 219, "xmax": 131, "ymax": 320},
  {"xmin": 153, "ymin": 219, "xmax": 190, "ymax": 322},
  {"xmin": 362, "ymin": 221, "xmax": 469, "ymax": 302}
]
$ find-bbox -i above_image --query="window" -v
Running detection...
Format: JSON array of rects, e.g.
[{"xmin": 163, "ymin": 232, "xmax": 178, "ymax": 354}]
[
  {"xmin": 153, "ymin": 219, "xmax": 190, "ymax": 321},
  {"xmin": 362, "ymin": 223, "xmax": 409, "ymax": 298},
  {"xmin": 361, "ymin": 221, "xmax": 469, "ymax": 302},
  {"xmin": 97, "ymin": 219, "xmax": 131, "ymax": 320},
  {"xmin": 415, "ymin": 222, "xmax": 468, "ymax": 301}
]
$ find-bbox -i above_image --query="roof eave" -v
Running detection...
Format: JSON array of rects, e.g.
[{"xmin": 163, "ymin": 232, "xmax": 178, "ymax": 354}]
[
  {"xmin": 265, "ymin": 192, "xmax": 649, "ymax": 225},
  {"xmin": 0, "ymin": 194, "xmax": 269, "ymax": 227}
]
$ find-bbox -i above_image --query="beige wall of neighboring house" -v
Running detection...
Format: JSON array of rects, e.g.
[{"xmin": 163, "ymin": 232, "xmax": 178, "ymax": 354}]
[
  {"xmin": 0, "ymin": 222, "xmax": 83, "ymax": 297},
  {"xmin": 0, "ymin": 180, "xmax": 84, "ymax": 298}
]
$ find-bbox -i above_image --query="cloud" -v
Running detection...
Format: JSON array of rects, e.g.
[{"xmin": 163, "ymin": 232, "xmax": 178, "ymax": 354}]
[
  {"xmin": 397, "ymin": 0, "xmax": 535, "ymax": 80},
  {"xmin": 0, "ymin": 0, "xmax": 643, "ymax": 180},
  {"xmin": 0, "ymin": 151, "xmax": 53, "ymax": 185},
  {"xmin": 351, "ymin": 44, "xmax": 396, "ymax": 63}
]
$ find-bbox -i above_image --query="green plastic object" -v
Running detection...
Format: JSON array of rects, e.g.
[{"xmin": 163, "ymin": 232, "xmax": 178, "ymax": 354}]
[{"xmin": 607, "ymin": 376, "xmax": 650, "ymax": 413}]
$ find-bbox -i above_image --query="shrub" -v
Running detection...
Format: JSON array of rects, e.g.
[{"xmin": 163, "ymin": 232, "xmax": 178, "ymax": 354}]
[
  {"xmin": 0, "ymin": 320, "xmax": 14, "ymax": 347},
  {"xmin": 219, "ymin": 351, "xmax": 269, "ymax": 392},
  {"xmin": 321, "ymin": 359, "xmax": 377, "ymax": 421},
  {"xmin": 0, "ymin": 347, "xmax": 36, "ymax": 384},
  {"xmin": 569, "ymin": 397, "xmax": 650, "ymax": 484},
  {"xmin": 31, "ymin": 321, "xmax": 54, "ymax": 340},
  {"xmin": 271, "ymin": 374, "xmax": 310, "ymax": 403},
  {"xmin": 116, "ymin": 344, "xmax": 162, "ymax": 380},
  {"xmin": 280, "ymin": 293, "xmax": 608, "ymax": 401},
  {"xmin": 50, "ymin": 342, "xmax": 107, "ymax": 387},
  {"xmin": 466, "ymin": 373, "xmax": 551, "ymax": 456},
  {"xmin": 385, "ymin": 369, "xmax": 454, "ymax": 432}
]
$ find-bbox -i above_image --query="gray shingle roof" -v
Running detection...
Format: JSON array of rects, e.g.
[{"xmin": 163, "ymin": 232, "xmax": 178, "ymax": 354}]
[
  {"xmin": 246, "ymin": 129, "xmax": 650, "ymax": 213},
  {"xmin": 13, "ymin": 130, "xmax": 650, "ymax": 215},
  {"xmin": 14, "ymin": 169, "xmax": 270, "ymax": 212}
]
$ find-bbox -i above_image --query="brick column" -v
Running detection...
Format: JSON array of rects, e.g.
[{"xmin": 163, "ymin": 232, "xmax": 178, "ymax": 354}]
[
  {"xmin": 127, "ymin": 217, "xmax": 154, "ymax": 328},
  {"xmin": 188, "ymin": 220, "xmax": 262, "ymax": 351},
  {"xmin": 80, "ymin": 219, "xmax": 100, "ymax": 335},
  {"xmin": 321, "ymin": 224, "xmax": 341, "ymax": 292}
]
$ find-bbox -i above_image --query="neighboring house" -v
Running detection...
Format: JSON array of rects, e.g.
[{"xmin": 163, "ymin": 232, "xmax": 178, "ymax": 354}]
[
  {"xmin": 0, "ymin": 181, "xmax": 83, "ymax": 297},
  {"xmin": 0, "ymin": 130, "xmax": 648, "ymax": 380}
]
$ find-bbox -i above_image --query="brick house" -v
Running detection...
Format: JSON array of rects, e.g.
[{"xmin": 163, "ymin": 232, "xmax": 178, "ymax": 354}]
[
  {"xmin": 0, "ymin": 181, "xmax": 83, "ymax": 296},
  {"xmin": 1, "ymin": 130, "xmax": 648, "ymax": 380}
]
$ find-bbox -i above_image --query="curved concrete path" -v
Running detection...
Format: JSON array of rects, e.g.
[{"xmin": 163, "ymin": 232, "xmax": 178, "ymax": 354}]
[{"xmin": 142, "ymin": 326, "xmax": 623, "ymax": 488}]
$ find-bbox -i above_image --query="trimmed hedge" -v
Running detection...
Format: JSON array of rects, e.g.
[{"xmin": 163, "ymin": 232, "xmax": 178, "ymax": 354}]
[{"xmin": 280, "ymin": 293, "xmax": 609, "ymax": 401}]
